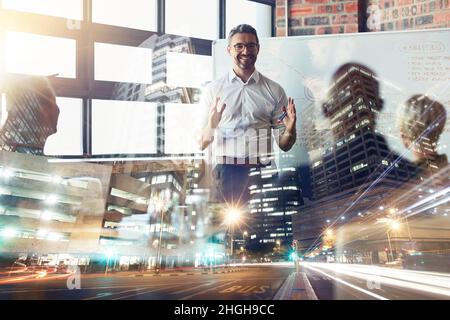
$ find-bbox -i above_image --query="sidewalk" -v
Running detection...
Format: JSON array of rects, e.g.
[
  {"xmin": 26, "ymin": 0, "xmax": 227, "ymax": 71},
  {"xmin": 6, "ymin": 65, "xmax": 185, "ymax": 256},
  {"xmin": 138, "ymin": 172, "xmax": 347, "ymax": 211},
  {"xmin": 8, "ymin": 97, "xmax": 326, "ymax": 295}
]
[{"xmin": 273, "ymin": 271, "xmax": 318, "ymax": 300}]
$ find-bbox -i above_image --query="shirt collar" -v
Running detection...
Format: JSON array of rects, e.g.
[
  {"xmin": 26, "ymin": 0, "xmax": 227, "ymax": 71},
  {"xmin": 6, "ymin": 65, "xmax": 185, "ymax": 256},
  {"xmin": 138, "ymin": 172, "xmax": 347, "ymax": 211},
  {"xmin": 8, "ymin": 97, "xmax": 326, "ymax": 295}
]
[{"xmin": 228, "ymin": 69, "xmax": 260, "ymax": 84}]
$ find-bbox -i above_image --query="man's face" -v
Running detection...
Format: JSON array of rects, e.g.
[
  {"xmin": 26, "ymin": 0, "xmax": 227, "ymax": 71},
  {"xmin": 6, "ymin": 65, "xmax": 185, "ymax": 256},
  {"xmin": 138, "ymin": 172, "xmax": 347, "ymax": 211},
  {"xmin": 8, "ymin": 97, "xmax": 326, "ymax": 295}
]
[
  {"xmin": 227, "ymin": 33, "xmax": 259, "ymax": 71},
  {"xmin": 48, "ymin": 97, "xmax": 60, "ymax": 135},
  {"xmin": 41, "ymin": 94, "xmax": 60, "ymax": 135}
]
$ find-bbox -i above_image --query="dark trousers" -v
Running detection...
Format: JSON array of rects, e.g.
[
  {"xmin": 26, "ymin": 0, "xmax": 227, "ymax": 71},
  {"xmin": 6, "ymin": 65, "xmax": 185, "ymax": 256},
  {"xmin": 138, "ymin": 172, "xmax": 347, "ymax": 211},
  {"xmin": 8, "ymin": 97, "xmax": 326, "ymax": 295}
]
[{"xmin": 212, "ymin": 164, "xmax": 252, "ymax": 207}]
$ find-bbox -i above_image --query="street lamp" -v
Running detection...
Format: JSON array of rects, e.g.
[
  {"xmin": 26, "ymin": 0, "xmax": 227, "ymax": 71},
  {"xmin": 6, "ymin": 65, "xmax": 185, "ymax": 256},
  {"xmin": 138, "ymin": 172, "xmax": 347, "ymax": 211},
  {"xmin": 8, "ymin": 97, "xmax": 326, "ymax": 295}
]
[
  {"xmin": 387, "ymin": 219, "xmax": 402, "ymax": 262},
  {"xmin": 389, "ymin": 208, "xmax": 397, "ymax": 215},
  {"xmin": 390, "ymin": 220, "xmax": 400, "ymax": 230},
  {"xmin": 224, "ymin": 207, "xmax": 242, "ymax": 265},
  {"xmin": 379, "ymin": 218, "xmax": 401, "ymax": 262}
]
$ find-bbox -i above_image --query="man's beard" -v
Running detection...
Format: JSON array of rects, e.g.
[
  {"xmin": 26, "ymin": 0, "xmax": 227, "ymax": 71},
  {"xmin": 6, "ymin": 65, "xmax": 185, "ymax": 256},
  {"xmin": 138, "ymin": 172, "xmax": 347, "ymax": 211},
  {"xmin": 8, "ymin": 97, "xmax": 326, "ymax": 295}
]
[{"xmin": 236, "ymin": 54, "xmax": 256, "ymax": 69}]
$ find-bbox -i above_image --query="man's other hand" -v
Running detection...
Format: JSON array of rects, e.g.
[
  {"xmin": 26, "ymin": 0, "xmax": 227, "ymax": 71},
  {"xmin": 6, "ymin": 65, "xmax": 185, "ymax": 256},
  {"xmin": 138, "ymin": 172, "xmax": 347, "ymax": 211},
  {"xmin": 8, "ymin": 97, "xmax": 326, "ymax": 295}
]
[{"xmin": 208, "ymin": 97, "xmax": 226, "ymax": 129}]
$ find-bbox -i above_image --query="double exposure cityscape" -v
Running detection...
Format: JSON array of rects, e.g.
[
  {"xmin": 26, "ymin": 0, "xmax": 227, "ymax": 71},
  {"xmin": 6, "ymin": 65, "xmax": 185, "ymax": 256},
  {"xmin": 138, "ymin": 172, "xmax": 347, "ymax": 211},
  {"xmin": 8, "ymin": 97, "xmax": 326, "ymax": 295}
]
[{"xmin": 0, "ymin": 0, "xmax": 449, "ymax": 304}]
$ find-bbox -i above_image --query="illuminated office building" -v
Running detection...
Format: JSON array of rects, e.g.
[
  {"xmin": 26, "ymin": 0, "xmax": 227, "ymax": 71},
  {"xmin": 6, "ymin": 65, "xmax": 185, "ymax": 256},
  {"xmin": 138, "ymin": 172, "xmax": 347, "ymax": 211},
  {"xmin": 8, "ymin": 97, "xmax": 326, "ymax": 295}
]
[
  {"xmin": 0, "ymin": 151, "xmax": 203, "ymax": 270},
  {"xmin": 99, "ymin": 173, "xmax": 153, "ymax": 271},
  {"xmin": 247, "ymin": 152, "xmax": 304, "ymax": 252},
  {"xmin": 183, "ymin": 160, "xmax": 226, "ymax": 266},
  {"xmin": 102, "ymin": 160, "xmax": 193, "ymax": 270},
  {"xmin": 0, "ymin": 151, "xmax": 111, "ymax": 268},
  {"xmin": 309, "ymin": 64, "xmax": 420, "ymax": 200},
  {"xmin": 293, "ymin": 63, "xmax": 421, "ymax": 253},
  {"xmin": 298, "ymin": 101, "xmax": 333, "ymax": 166}
]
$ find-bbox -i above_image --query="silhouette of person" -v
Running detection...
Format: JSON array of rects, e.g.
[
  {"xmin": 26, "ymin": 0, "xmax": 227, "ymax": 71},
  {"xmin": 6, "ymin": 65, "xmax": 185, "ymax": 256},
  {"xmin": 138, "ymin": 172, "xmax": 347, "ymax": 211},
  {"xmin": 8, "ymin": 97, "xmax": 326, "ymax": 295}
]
[
  {"xmin": 0, "ymin": 76, "xmax": 59, "ymax": 155},
  {"xmin": 399, "ymin": 94, "xmax": 448, "ymax": 176},
  {"xmin": 317, "ymin": 62, "xmax": 420, "ymax": 199}
]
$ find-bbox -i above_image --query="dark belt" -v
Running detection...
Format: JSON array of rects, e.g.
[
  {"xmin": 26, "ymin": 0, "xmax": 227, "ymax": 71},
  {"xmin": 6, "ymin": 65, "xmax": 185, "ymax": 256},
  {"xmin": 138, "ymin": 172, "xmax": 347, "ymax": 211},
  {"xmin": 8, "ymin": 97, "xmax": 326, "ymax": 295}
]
[{"xmin": 216, "ymin": 156, "xmax": 268, "ymax": 167}]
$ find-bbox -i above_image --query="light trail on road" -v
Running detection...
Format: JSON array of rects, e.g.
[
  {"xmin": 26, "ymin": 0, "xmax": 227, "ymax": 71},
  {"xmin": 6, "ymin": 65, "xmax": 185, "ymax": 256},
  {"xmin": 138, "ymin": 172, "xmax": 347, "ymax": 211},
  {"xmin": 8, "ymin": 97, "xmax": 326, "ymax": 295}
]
[
  {"xmin": 303, "ymin": 263, "xmax": 388, "ymax": 300},
  {"xmin": 303, "ymin": 262, "xmax": 450, "ymax": 298}
]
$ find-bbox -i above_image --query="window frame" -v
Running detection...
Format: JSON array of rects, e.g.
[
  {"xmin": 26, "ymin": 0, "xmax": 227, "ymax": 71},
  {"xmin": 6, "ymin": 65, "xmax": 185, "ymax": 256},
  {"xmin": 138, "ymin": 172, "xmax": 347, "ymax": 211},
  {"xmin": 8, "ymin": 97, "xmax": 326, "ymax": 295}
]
[{"xmin": 0, "ymin": 0, "xmax": 273, "ymax": 159}]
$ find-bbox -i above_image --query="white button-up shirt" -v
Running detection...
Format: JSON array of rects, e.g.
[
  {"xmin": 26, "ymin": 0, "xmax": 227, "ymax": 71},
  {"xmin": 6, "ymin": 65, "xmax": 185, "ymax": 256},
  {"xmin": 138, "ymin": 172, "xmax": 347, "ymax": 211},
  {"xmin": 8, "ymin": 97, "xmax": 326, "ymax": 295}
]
[{"xmin": 200, "ymin": 69, "xmax": 287, "ymax": 164}]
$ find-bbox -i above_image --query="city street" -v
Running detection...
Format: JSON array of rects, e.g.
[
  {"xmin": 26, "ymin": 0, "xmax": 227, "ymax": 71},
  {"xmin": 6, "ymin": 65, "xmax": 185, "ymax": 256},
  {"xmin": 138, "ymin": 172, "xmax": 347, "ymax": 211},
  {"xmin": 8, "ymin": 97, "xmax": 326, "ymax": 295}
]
[
  {"xmin": 1, "ymin": 262, "xmax": 450, "ymax": 300},
  {"xmin": 301, "ymin": 262, "xmax": 450, "ymax": 300},
  {"xmin": 0, "ymin": 265, "xmax": 292, "ymax": 300}
]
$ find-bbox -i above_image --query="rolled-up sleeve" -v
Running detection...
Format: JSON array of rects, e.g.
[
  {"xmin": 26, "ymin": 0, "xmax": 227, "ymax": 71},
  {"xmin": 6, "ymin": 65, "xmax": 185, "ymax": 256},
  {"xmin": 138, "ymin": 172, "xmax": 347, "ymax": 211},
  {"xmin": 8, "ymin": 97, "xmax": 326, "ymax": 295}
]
[{"xmin": 271, "ymin": 86, "xmax": 288, "ymax": 143}]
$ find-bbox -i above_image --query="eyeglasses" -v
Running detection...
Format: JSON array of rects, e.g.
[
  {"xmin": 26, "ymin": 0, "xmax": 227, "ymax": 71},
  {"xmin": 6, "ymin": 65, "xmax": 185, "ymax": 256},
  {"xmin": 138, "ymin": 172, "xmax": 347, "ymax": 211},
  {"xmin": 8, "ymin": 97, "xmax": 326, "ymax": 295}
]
[{"xmin": 232, "ymin": 42, "xmax": 259, "ymax": 52}]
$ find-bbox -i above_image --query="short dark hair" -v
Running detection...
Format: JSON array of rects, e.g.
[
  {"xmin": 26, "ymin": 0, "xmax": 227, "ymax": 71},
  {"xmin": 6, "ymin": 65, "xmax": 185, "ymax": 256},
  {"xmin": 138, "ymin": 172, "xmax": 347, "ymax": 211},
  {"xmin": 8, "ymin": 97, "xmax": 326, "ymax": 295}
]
[
  {"xmin": 400, "ymin": 94, "xmax": 446, "ymax": 144},
  {"xmin": 228, "ymin": 24, "xmax": 259, "ymax": 44}
]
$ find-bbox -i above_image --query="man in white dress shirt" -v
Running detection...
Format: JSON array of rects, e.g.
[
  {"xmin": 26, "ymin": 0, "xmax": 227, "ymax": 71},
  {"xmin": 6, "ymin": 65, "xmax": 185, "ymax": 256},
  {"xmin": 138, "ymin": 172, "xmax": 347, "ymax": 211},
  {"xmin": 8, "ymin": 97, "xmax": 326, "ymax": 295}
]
[{"xmin": 199, "ymin": 24, "xmax": 297, "ymax": 207}]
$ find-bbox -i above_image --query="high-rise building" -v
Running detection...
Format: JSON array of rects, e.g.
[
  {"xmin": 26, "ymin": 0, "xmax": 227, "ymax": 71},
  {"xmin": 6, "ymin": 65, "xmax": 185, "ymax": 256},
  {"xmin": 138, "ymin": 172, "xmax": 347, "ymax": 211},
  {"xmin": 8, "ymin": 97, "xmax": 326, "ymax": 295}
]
[
  {"xmin": 113, "ymin": 34, "xmax": 201, "ymax": 154},
  {"xmin": 299, "ymin": 101, "xmax": 333, "ymax": 168},
  {"xmin": 309, "ymin": 63, "xmax": 419, "ymax": 200},
  {"xmin": 247, "ymin": 151, "xmax": 304, "ymax": 253},
  {"xmin": 0, "ymin": 151, "xmax": 111, "ymax": 270},
  {"xmin": 293, "ymin": 63, "xmax": 421, "ymax": 254},
  {"xmin": 144, "ymin": 34, "xmax": 200, "ymax": 104},
  {"xmin": 101, "ymin": 163, "xmax": 191, "ymax": 271}
]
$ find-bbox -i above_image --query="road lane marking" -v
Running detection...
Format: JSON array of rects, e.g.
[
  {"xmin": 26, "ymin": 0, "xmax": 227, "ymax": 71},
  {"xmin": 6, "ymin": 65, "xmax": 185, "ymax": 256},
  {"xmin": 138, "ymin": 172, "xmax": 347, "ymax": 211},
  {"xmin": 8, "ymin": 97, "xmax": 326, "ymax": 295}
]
[
  {"xmin": 179, "ymin": 280, "xmax": 239, "ymax": 300},
  {"xmin": 219, "ymin": 285, "xmax": 270, "ymax": 294},
  {"xmin": 171, "ymin": 281, "xmax": 215, "ymax": 295},
  {"xmin": 0, "ymin": 283, "xmax": 179, "ymax": 295},
  {"xmin": 83, "ymin": 287, "xmax": 152, "ymax": 300},
  {"xmin": 303, "ymin": 265, "xmax": 389, "ymax": 300},
  {"xmin": 112, "ymin": 284, "xmax": 183, "ymax": 300}
]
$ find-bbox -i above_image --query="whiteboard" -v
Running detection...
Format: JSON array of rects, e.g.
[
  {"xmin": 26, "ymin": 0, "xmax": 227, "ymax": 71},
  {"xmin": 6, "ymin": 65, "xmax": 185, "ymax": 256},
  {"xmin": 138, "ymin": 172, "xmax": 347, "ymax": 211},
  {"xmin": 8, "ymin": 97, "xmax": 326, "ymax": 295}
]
[{"xmin": 213, "ymin": 29, "xmax": 450, "ymax": 166}]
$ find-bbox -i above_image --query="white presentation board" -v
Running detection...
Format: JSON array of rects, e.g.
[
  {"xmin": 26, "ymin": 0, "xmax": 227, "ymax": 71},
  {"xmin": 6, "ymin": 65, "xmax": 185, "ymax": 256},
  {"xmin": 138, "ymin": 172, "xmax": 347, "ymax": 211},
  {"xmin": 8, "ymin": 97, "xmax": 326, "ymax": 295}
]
[{"xmin": 213, "ymin": 29, "xmax": 450, "ymax": 166}]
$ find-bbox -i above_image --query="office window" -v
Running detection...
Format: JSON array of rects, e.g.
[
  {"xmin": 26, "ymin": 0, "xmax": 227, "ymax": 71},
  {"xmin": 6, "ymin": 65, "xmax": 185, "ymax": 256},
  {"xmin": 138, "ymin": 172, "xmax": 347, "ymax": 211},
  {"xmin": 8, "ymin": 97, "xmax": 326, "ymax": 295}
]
[
  {"xmin": 5, "ymin": 31, "xmax": 76, "ymax": 78},
  {"xmin": 166, "ymin": 52, "xmax": 213, "ymax": 88},
  {"xmin": 165, "ymin": 0, "xmax": 219, "ymax": 40},
  {"xmin": 94, "ymin": 43, "xmax": 153, "ymax": 84},
  {"xmin": 226, "ymin": 0, "xmax": 272, "ymax": 38},
  {"xmin": 44, "ymin": 97, "xmax": 83, "ymax": 156},
  {"xmin": 92, "ymin": 100, "xmax": 158, "ymax": 155},
  {"xmin": 165, "ymin": 103, "xmax": 206, "ymax": 154},
  {"xmin": 92, "ymin": 0, "xmax": 157, "ymax": 31},
  {"xmin": 2, "ymin": 0, "xmax": 83, "ymax": 20}
]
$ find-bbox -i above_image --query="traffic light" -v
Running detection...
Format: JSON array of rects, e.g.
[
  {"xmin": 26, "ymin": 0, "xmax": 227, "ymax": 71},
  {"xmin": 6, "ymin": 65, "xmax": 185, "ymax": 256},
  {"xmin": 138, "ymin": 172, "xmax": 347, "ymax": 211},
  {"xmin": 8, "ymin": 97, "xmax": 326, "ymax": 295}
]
[{"xmin": 289, "ymin": 252, "xmax": 298, "ymax": 261}]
